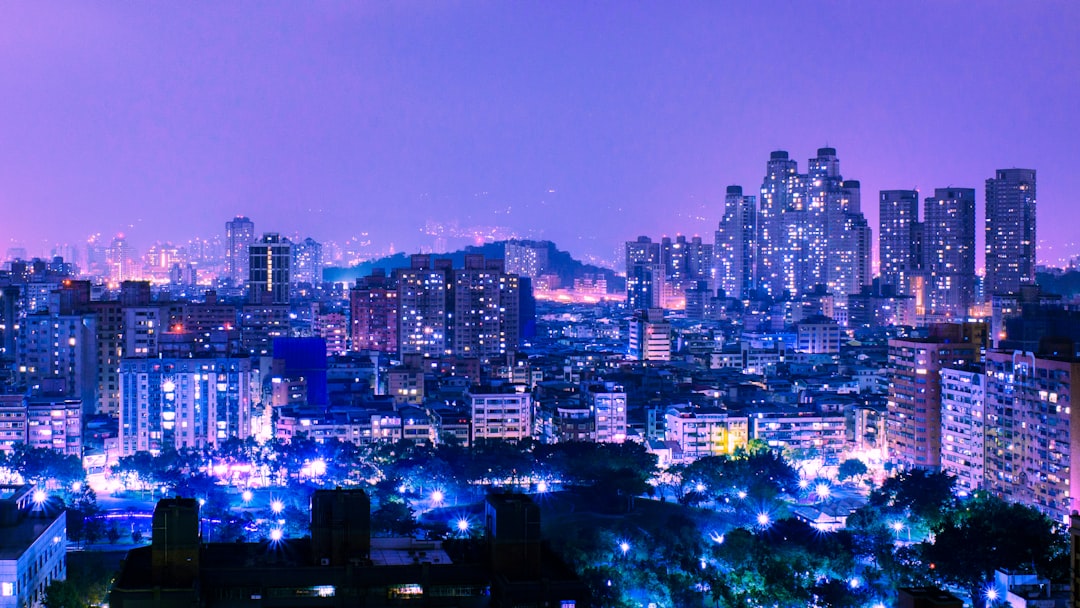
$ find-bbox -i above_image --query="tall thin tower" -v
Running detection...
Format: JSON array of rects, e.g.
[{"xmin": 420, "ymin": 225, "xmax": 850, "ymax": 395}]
[
  {"xmin": 985, "ymin": 168, "xmax": 1036, "ymax": 298},
  {"xmin": 226, "ymin": 216, "xmax": 255, "ymax": 286}
]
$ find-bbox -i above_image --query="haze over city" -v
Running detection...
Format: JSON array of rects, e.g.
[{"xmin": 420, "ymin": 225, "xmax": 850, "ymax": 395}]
[{"xmin": 2, "ymin": 2, "xmax": 1079, "ymax": 267}]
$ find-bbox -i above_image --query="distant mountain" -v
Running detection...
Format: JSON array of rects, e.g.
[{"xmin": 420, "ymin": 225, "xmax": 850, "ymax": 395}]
[{"xmin": 324, "ymin": 240, "xmax": 623, "ymax": 293}]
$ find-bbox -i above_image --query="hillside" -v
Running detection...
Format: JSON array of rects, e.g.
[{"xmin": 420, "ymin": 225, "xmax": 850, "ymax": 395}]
[{"xmin": 324, "ymin": 241, "xmax": 624, "ymax": 293}]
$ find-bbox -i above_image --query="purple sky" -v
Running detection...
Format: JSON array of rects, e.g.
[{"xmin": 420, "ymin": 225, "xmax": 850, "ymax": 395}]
[{"xmin": 2, "ymin": 2, "xmax": 1078, "ymax": 269}]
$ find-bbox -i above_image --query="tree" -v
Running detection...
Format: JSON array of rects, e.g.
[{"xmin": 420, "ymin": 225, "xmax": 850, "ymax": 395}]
[
  {"xmin": 43, "ymin": 579, "xmax": 83, "ymax": 608},
  {"xmin": 837, "ymin": 458, "xmax": 868, "ymax": 482},
  {"xmin": 921, "ymin": 494, "xmax": 1067, "ymax": 606},
  {"xmin": 869, "ymin": 469, "xmax": 956, "ymax": 526},
  {"xmin": 371, "ymin": 498, "xmax": 417, "ymax": 536}
]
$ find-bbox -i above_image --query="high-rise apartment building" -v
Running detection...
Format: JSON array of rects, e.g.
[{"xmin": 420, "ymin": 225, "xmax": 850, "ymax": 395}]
[
  {"xmin": 119, "ymin": 357, "xmax": 255, "ymax": 456},
  {"xmin": 349, "ymin": 270, "xmax": 398, "ymax": 353},
  {"xmin": 756, "ymin": 148, "xmax": 869, "ymax": 301},
  {"xmin": 886, "ymin": 324, "xmax": 982, "ymax": 469},
  {"xmin": 985, "ymin": 168, "xmax": 1037, "ymax": 298},
  {"xmin": 984, "ymin": 351, "xmax": 1079, "ymax": 523},
  {"xmin": 248, "ymin": 233, "xmax": 291, "ymax": 305},
  {"xmin": 396, "ymin": 255, "xmax": 452, "ymax": 359},
  {"xmin": 714, "ymin": 185, "xmax": 757, "ymax": 299},
  {"xmin": 759, "ymin": 151, "xmax": 805, "ymax": 298},
  {"xmin": 451, "ymin": 255, "xmax": 520, "ymax": 360},
  {"xmin": 225, "ymin": 216, "xmax": 255, "ymax": 286},
  {"xmin": 879, "ymin": 190, "xmax": 923, "ymax": 296},
  {"xmin": 625, "ymin": 236, "xmax": 662, "ymax": 311},
  {"xmin": 939, "ymin": 365, "xmax": 985, "ymax": 494},
  {"xmin": 504, "ymin": 242, "xmax": 549, "ymax": 278},
  {"xmin": 923, "ymin": 188, "xmax": 976, "ymax": 319},
  {"xmin": 291, "ymin": 237, "xmax": 323, "ymax": 286}
]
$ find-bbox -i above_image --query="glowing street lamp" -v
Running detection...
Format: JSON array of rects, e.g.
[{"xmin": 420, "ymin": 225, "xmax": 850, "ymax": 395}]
[
  {"xmin": 755, "ymin": 512, "xmax": 771, "ymax": 528},
  {"xmin": 536, "ymin": 480, "xmax": 548, "ymax": 494},
  {"xmin": 798, "ymin": 479, "xmax": 809, "ymax": 490},
  {"xmin": 270, "ymin": 499, "xmax": 285, "ymax": 514},
  {"xmin": 32, "ymin": 490, "xmax": 48, "ymax": 505},
  {"xmin": 311, "ymin": 459, "xmax": 327, "ymax": 477},
  {"xmin": 985, "ymin": 586, "xmax": 999, "ymax": 603},
  {"xmin": 456, "ymin": 518, "xmax": 470, "ymax": 534},
  {"xmin": 814, "ymin": 483, "xmax": 831, "ymax": 500},
  {"xmin": 694, "ymin": 482, "xmax": 706, "ymax": 493},
  {"xmin": 618, "ymin": 541, "xmax": 630, "ymax": 555},
  {"xmin": 430, "ymin": 490, "xmax": 444, "ymax": 505},
  {"xmin": 270, "ymin": 528, "xmax": 283, "ymax": 542},
  {"xmin": 242, "ymin": 490, "xmax": 254, "ymax": 504}
]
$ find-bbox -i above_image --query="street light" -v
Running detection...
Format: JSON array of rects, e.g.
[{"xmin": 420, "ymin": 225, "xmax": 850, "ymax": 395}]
[
  {"xmin": 815, "ymin": 483, "xmax": 831, "ymax": 500},
  {"xmin": 618, "ymin": 541, "xmax": 630, "ymax": 556},
  {"xmin": 32, "ymin": 490, "xmax": 48, "ymax": 505},
  {"xmin": 242, "ymin": 490, "xmax": 253, "ymax": 504},
  {"xmin": 430, "ymin": 490, "xmax": 444, "ymax": 505},
  {"xmin": 756, "ymin": 512, "xmax": 771, "ymax": 528},
  {"xmin": 270, "ymin": 499, "xmax": 284, "ymax": 514},
  {"xmin": 536, "ymin": 480, "xmax": 548, "ymax": 493},
  {"xmin": 270, "ymin": 528, "xmax": 283, "ymax": 542}
]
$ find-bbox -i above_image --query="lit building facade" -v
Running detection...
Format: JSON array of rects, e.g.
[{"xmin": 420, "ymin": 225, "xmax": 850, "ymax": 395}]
[
  {"xmin": 119, "ymin": 357, "xmax": 255, "ymax": 456},
  {"xmin": 923, "ymin": 188, "xmax": 976, "ymax": 319},
  {"xmin": 628, "ymin": 308, "xmax": 671, "ymax": 361},
  {"xmin": 984, "ymin": 351, "xmax": 1080, "ymax": 523},
  {"xmin": 886, "ymin": 326, "xmax": 980, "ymax": 469},
  {"xmin": 469, "ymin": 388, "xmax": 533, "ymax": 443},
  {"xmin": 939, "ymin": 365, "xmax": 986, "ymax": 494},
  {"xmin": 985, "ymin": 168, "xmax": 1037, "ymax": 299},
  {"xmin": 248, "ymin": 233, "xmax": 291, "ymax": 305},
  {"xmin": 664, "ymin": 406, "xmax": 748, "ymax": 461},
  {"xmin": 225, "ymin": 216, "xmax": 255, "ymax": 286}
]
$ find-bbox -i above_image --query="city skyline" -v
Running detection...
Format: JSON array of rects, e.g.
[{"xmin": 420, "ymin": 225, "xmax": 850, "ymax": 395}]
[{"xmin": 2, "ymin": 3, "xmax": 1079, "ymax": 267}]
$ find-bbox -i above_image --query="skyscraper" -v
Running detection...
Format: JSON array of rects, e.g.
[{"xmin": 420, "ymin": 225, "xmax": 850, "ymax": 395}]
[
  {"xmin": 225, "ymin": 216, "xmax": 255, "ymax": 286},
  {"xmin": 758, "ymin": 151, "xmax": 803, "ymax": 298},
  {"xmin": 879, "ymin": 189, "xmax": 922, "ymax": 295},
  {"xmin": 714, "ymin": 185, "xmax": 757, "ymax": 299},
  {"xmin": 756, "ymin": 148, "xmax": 869, "ymax": 302},
  {"xmin": 923, "ymin": 188, "xmax": 976, "ymax": 319},
  {"xmin": 985, "ymin": 168, "xmax": 1037, "ymax": 298},
  {"xmin": 248, "ymin": 233, "xmax": 291, "ymax": 305}
]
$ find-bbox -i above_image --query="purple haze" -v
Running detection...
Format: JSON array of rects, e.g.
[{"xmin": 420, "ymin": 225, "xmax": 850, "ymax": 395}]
[{"xmin": 1, "ymin": 2, "xmax": 1078, "ymax": 268}]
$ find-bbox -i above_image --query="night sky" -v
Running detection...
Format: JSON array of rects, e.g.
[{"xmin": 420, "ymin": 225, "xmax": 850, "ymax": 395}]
[{"xmin": 2, "ymin": 2, "xmax": 1077, "ymax": 268}]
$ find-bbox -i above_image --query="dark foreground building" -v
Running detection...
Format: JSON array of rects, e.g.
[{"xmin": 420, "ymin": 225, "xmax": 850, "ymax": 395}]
[{"xmin": 109, "ymin": 491, "xmax": 588, "ymax": 608}]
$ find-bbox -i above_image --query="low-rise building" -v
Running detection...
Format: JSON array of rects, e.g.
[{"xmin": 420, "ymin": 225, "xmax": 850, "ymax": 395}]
[{"xmin": 0, "ymin": 485, "xmax": 67, "ymax": 608}]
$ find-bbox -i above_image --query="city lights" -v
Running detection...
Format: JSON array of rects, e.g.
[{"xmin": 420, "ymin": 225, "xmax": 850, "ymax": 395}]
[{"xmin": 536, "ymin": 480, "xmax": 548, "ymax": 493}]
